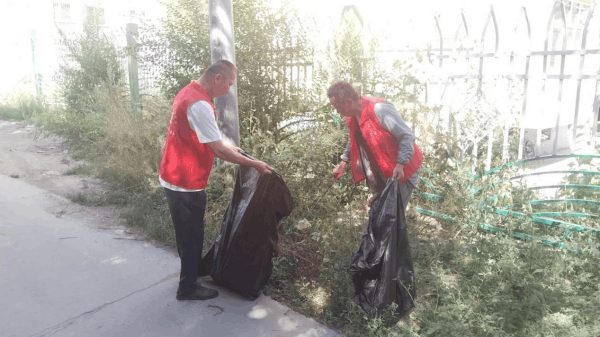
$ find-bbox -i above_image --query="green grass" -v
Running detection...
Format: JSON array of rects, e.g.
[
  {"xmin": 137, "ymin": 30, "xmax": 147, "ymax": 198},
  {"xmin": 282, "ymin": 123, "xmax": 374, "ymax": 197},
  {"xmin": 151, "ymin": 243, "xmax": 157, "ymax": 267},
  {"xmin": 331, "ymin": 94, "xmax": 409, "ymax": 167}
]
[
  {"xmin": 69, "ymin": 193, "xmax": 90, "ymax": 204},
  {"xmin": 6, "ymin": 90, "xmax": 599, "ymax": 337},
  {"xmin": 0, "ymin": 105, "xmax": 26, "ymax": 121},
  {"xmin": 65, "ymin": 164, "xmax": 94, "ymax": 176}
]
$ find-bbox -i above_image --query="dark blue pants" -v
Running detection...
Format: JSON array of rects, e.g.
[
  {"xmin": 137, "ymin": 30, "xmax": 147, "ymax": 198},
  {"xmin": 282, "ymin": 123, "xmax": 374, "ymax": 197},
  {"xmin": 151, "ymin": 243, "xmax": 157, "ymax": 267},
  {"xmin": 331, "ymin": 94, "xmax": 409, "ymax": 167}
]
[{"xmin": 163, "ymin": 188, "xmax": 207, "ymax": 290}]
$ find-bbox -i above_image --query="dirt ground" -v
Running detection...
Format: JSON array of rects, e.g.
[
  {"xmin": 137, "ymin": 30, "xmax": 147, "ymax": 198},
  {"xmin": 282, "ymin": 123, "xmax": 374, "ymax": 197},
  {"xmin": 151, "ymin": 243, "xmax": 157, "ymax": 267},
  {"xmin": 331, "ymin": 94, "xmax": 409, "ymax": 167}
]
[{"xmin": 0, "ymin": 117, "xmax": 145, "ymax": 240}]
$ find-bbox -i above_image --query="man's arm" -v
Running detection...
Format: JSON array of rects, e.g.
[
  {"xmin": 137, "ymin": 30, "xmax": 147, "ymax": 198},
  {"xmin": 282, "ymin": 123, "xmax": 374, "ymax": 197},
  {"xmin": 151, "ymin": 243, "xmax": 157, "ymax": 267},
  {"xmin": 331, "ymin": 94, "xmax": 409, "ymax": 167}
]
[
  {"xmin": 333, "ymin": 141, "xmax": 351, "ymax": 180},
  {"xmin": 374, "ymin": 102, "xmax": 415, "ymax": 165},
  {"xmin": 340, "ymin": 140, "xmax": 351, "ymax": 163},
  {"xmin": 207, "ymin": 140, "xmax": 272, "ymax": 174},
  {"xmin": 187, "ymin": 101, "xmax": 272, "ymax": 174},
  {"xmin": 374, "ymin": 102, "xmax": 416, "ymax": 184}
]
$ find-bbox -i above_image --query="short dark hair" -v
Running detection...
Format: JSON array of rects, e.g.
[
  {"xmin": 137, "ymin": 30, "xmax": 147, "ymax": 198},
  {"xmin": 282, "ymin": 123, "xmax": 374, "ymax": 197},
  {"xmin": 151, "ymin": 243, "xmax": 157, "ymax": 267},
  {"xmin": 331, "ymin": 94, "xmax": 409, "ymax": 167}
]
[
  {"xmin": 204, "ymin": 60, "xmax": 237, "ymax": 80},
  {"xmin": 327, "ymin": 81, "xmax": 359, "ymax": 102}
]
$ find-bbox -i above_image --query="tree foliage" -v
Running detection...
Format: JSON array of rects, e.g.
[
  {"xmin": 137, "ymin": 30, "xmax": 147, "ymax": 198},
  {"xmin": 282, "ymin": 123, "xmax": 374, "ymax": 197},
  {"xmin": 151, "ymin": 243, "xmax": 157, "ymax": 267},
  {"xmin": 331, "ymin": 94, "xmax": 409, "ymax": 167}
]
[
  {"xmin": 57, "ymin": 16, "xmax": 124, "ymax": 113},
  {"xmin": 152, "ymin": 0, "xmax": 317, "ymax": 148},
  {"xmin": 156, "ymin": 0, "xmax": 212, "ymax": 97}
]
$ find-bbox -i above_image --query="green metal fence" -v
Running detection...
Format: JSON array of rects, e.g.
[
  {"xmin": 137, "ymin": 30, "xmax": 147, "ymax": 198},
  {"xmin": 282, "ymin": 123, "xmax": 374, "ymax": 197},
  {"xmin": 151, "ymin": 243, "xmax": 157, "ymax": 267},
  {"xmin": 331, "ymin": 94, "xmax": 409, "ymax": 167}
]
[{"xmin": 413, "ymin": 154, "xmax": 600, "ymax": 252}]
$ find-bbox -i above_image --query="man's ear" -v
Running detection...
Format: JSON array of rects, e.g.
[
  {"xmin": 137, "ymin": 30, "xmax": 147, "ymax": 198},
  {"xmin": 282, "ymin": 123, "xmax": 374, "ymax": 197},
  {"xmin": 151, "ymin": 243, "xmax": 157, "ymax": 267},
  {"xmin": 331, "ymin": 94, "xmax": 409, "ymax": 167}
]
[{"xmin": 214, "ymin": 73, "xmax": 223, "ymax": 84}]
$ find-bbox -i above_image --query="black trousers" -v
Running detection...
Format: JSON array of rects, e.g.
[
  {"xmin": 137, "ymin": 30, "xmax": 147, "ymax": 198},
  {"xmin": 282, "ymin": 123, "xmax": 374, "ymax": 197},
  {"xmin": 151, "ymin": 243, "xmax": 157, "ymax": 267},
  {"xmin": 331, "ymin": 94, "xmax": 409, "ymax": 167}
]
[{"xmin": 163, "ymin": 188, "xmax": 207, "ymax": 290}]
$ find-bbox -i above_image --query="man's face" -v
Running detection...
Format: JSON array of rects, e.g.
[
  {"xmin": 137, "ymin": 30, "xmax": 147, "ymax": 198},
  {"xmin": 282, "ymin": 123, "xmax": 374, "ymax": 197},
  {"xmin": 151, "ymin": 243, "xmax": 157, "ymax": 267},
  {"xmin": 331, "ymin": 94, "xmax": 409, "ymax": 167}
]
[
  {"xmin": 329, "ymin": 96, "xmax": 359, "ymax": 117},
  {"xmin": 213, "ymin": 72, "xmax": 236, "ymax": 97}
]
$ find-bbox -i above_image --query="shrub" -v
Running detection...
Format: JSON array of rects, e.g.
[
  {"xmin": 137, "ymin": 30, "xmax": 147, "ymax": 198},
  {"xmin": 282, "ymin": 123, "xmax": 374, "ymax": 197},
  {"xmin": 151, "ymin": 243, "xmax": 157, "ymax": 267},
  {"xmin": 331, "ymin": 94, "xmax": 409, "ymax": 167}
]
[{"xmin": 57, "ymin": 16, "xmax": 124, "ymax": 114}]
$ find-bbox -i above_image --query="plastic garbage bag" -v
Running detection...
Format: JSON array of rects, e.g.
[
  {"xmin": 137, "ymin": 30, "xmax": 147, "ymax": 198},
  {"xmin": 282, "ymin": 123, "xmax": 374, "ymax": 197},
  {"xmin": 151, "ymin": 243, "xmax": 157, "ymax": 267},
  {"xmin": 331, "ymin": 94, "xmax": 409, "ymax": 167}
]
[
  {"xmin": 349, "ymin": 178, "xmax": 416, "ymax": 317},
  {"xmin": 200, "ymin": 163, "xmax": 294, "ymax": 300}
]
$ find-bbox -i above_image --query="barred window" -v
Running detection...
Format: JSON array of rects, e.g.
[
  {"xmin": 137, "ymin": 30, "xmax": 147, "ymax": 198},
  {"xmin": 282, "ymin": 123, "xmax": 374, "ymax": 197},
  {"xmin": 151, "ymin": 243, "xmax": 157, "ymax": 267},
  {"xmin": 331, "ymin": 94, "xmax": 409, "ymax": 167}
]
[{"xmin": 53, "ymin": 2, "xmax": 71, "ymax": 21}]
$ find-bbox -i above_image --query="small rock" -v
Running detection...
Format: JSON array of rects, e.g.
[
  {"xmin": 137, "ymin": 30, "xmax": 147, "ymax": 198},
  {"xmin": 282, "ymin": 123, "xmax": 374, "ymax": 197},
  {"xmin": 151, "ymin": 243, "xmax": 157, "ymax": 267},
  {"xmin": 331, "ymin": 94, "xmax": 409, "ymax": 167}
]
[{"xmin": 297, "ymin": 219, "xmax": 311, "ymax": 230}]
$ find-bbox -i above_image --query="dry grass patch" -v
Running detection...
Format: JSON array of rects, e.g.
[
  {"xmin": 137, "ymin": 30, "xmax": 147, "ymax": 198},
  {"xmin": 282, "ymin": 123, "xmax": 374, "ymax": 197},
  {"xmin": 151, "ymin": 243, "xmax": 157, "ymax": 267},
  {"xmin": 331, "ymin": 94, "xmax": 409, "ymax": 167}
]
[{"xmin": 93, "ymin": 89, "xmax": 170, "ymax": 188}]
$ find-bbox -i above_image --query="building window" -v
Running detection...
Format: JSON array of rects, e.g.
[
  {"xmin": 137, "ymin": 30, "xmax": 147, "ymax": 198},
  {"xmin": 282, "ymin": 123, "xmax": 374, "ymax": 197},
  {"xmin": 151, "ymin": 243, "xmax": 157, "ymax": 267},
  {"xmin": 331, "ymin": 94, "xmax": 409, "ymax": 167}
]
[
  {"xmin": 541, "ymin": 128, "xmax": 552, "ymax": 141},
  {"xmin": 86, "ymin": 6, "xmax": 105, "ymax": 25},
  {"xmin": 53, "ymin": 2, "xmax": 71, "ymax": 21}
]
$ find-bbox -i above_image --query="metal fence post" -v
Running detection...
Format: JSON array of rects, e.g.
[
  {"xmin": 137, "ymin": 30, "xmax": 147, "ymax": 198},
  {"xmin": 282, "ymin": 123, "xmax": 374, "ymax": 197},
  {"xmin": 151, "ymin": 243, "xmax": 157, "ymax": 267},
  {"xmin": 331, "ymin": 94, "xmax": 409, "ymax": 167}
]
[
  {"xmin": 31, "ymin": 30, "xmax": 42, "ymax": 96},
  {"xmin": 126, "ymin": 23, "xmax": 141, "ymax": 116},
  {"xmin": 573, "ymin": 3, "xmax": 596, "ymax": 147},
  {"xmin": 516, "ymin": 6, "xmax": 531, "ymax": 160},
  {"xmin": 552, "ymin": 3, "xmax": 568, "ymax": 155}
]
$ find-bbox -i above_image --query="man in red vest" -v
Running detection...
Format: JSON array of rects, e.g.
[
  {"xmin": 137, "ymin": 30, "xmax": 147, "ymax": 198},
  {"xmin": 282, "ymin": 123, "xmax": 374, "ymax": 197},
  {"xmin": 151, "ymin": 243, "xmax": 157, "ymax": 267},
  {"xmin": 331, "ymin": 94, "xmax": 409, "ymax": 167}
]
[
  {"xmin": 328, "ymin": 81, "xmax": 423, "ymax": 212},
  {"xmin": 159, "ymin": 60, "xmax": 273, "ymax": 301}
]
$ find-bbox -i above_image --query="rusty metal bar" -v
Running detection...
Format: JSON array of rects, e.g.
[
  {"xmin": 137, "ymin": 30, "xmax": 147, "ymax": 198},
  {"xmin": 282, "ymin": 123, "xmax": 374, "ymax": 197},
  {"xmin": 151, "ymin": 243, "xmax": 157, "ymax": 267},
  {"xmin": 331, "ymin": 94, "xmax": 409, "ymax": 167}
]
[
  {"xmin": 552, "ymin": 3, "xmax": 568, "ymax": 155},
  {"xmin": 573, "ymin": 3, "xmax": 595, "ymax": 144}
]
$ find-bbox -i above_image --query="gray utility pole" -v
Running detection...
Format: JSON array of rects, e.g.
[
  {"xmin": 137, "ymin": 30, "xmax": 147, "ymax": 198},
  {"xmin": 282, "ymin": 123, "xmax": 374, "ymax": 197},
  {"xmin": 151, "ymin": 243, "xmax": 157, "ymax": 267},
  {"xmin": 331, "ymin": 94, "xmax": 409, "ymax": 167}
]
[{"xmin": 208, "ymin": 0, "xmax": 239, "ymax": 148}]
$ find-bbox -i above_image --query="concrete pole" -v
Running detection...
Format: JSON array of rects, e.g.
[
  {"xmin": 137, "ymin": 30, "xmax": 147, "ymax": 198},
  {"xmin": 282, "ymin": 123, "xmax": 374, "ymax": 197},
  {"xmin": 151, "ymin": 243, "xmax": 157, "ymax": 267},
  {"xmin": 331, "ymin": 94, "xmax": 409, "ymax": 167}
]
[{"xmin": 208, "ymin": 0, "xmax": 239, "ymax": 148}]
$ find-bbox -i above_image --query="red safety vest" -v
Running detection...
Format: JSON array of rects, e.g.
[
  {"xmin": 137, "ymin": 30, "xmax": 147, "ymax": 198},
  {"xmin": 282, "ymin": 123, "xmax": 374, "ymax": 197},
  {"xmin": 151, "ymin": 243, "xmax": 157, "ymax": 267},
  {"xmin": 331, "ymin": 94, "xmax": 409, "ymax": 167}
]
[
  {"xmin": 346, "ymin": 96, "xmax": 423, "ymax": 185},
  {"xmin": 159, "ymin": 81, "xmax": 217, "ymax": 190}
]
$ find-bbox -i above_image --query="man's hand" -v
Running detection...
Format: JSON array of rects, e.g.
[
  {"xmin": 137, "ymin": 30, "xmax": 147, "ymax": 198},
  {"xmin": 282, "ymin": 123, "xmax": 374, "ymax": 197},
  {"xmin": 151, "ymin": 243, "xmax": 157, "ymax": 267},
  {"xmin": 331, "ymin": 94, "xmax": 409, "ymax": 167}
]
[
  {"xmin": 254, "ymin": 160, "xmax": 274, "ymax": 174},
  {"xmin": 333, "ymin": 161, "xmax": 347, "ymax": 180},
  {"xmin": 392, "ymin": 163, "xmax": 404, "ymax": 185},
  {"xmin": 207, "ymin": 140, "xmax": 273, "ymax": 174},
  {"xmin": 367, "ymin": 194, "xmax": 378, "ymax": 207}
]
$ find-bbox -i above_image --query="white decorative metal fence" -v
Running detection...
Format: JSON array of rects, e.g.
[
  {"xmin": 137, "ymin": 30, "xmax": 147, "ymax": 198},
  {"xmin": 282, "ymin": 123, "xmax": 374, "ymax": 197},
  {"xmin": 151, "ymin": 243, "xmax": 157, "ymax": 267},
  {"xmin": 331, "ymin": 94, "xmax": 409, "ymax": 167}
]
[{"xmin": 383, "ymin": 1, "xmax": 600, "ymax": 171}]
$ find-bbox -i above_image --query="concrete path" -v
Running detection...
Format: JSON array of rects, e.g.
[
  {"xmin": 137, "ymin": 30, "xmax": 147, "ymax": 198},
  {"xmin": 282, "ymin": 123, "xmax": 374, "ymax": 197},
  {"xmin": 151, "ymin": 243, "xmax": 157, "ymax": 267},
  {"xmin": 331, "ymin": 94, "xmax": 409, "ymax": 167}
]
[{"xmin": 0, "ymin": 174, "xmax": 340, "ymax": 337}]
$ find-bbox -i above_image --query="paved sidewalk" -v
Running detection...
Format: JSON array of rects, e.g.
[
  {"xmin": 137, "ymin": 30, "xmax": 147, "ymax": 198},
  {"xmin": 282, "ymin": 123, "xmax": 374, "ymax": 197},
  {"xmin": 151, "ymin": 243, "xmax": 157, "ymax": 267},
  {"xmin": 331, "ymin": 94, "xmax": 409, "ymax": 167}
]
[{"xmin": 0, "ymin": 174, "xmax": 340, "ymax": 337}]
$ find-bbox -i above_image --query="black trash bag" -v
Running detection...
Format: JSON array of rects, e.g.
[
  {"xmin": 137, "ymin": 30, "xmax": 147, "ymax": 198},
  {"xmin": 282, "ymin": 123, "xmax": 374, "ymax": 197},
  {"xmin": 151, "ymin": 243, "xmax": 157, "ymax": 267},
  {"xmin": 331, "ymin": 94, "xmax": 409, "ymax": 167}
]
[
  {"xmin": 200, "ymin": 164, "xmax": 294, "ymax": 300},
  {"xmin": 349, "ymin": 178, "xmax": 416, "ymax": 317}
]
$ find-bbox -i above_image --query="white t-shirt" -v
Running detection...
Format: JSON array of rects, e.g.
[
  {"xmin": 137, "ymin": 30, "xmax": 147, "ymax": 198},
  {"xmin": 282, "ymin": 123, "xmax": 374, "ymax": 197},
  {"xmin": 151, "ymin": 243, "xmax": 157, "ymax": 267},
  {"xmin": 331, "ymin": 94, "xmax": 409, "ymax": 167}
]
[{"xmin": 160, "ymin": 100, "xmax": 222, "ymax": 192}]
